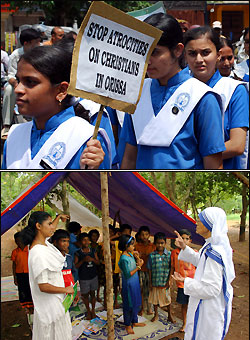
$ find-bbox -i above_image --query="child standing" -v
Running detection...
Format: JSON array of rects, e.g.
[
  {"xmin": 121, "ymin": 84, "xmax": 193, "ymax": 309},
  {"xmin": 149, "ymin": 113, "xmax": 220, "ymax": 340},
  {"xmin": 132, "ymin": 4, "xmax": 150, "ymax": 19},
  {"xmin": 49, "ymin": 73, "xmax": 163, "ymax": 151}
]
[
  {"xmin": 170, "ymin": 229, "xmax": 196, "ymax": 332},
  {"xmin": 147, "ymin": 232, "xmax": 174, "ymax": 323},
  {"xmin": 51, "ymin": 229, "xmax": 75, "ymax": 287},
  {"xmin": 172, "ymin": 207, "xmax": 235, "ymax": 340},
  {"xmin": 134, "ymin": 226, "xmax": 156, "ymax": 315},
  {"xmin": 74, "ymin": 232, "xmax": 99, "ymax": 320},
  {"xmin": 118, "ymin": 235, "xmax": 145, "ymax": 335},
  {"xmin": 11, "ymin": 232, "xmax": 34, "ymax": 328}
]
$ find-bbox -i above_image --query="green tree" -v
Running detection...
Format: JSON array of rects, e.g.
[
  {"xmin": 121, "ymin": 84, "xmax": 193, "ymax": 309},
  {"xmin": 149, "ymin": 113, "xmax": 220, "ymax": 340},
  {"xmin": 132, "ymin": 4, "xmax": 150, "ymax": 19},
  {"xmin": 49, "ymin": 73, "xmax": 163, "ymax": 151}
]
[{"xmin": 6, "ymin": 1, "xmax": 154, "ymax": 26}]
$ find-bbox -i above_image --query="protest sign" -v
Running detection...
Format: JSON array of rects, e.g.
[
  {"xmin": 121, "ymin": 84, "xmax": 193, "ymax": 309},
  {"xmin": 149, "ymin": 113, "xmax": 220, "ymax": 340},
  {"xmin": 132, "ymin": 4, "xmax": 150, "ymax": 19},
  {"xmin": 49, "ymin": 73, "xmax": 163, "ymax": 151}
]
[
  {"xmin": 68, "ymin": 1, "xmax": 162, "ymax": 114},
  {"xmin": 127, "ymin": 1, "xmax": 165, "ymax": 22}
]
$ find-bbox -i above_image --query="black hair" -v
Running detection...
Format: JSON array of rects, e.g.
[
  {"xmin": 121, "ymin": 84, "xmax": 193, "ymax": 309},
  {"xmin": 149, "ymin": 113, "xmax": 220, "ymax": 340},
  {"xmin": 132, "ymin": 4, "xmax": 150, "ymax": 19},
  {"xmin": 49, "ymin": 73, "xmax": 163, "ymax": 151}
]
[
  {"xmin": 135, "ymin": 231, "xmax": 141, "ymax": 243},
  {"xmin": 64, "ymin": 31, "xmax": 77, "ymax": 40},
  {"xmin": 67, "ymin": 221, "xmax": 81, "ymax": 233},
  {"xmin": 178, "ymin": 229, "xmax": 192, "ymax": 238},
  {"xmin": 88, "ymin": 229, "xmax": 100, "ymax": 239},
  {"xmin": 144, "ymin": 13, "xmax": 184, "ymax": 67},
  {"xmin": 14, "ymin": 231, "xmax": 21, "ymax": 240},
  {"xmin": 51, "ymin": 228, "xmax": 70, "ymax": 242},
  {"xmin": 219, "ymin": 37, "xmax": 234, "ymax": 53},
  {"xmin": 19, "ymin": 211, "xmax": 51, "ymax": 246},
  {"xmin": 183, "ymin": 26, "xmax": 222, "ymax": 52},
  {"xmin": 19, "ymin": 45, "xmax": 72, "ymax": 85},
  {"xmin": 138, "ymin": 225, "xmax": 150, "ymax": 234},
  {"xmin": 18, "ymin": 45, "xmax": 74, "ymax": 109},
  {"xmin": 144, "ymin": 13, "xmax": 183, "ymax": 49},
  {"xmin": 78, "ymin": 232, "xmax": 90, "ymax": 242},
  {"xmin": 243, "ymin": 27, "xmax": 249, "ymax": 39},
  {"xmin": 19, "ymin": 28, "xmax": 41, "ymax": 45},
  {"xmin": 118, "ymin": 235, "xmax": 134, "ymax": 251},
  {"xmin": 154, "ymin": 231, "xmax": 166, "ymax": 243},
  {"xmin": 120, "ymin": 224, "xmax": 132, "ymax": 233}
]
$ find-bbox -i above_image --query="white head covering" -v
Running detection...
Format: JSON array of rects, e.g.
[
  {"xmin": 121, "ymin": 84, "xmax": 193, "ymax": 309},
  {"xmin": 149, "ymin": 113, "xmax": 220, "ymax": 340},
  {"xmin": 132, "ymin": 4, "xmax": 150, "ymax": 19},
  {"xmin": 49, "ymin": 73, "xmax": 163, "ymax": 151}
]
[{"xmin": 199, "ymin": 207, "xmax": 235, "ymax": 283}]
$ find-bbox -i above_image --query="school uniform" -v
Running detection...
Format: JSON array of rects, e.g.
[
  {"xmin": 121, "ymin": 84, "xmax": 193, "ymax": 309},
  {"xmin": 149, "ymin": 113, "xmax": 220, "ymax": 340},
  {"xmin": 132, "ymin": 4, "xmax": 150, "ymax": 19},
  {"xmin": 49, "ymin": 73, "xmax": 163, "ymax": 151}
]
[
  {"xmin": 121, "ymin": 68, "xmax": 225, "ymax": 169},
  {"xmin": 2, "ymin": 106, "xmax": 111, "ymax": 169},
  {"xmin": 106, "ymin": 107, "xmax": 126, "ymax": 167},
  {"xmin": 206, "ymin": 70, "xmax": 249, "ymax": 169}
]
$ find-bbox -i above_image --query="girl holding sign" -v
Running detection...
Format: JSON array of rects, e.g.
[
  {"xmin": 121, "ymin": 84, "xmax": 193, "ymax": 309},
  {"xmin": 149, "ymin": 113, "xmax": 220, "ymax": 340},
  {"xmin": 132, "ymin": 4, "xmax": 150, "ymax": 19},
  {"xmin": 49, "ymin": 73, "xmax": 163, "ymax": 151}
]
[
  {"xmin": 2, "ymin": 44, "xmax": 111, "ymax": 169},
  {"xmin": 19, "ymin": 211, "xmax": 74, "ymax": 340},
  {"xmin": 121, "ymin": 13, "xmax": 225, "ymax": 170},
  {"xmin": 184, "ymin": 26, "xmax": 249, "ymax": 169}
]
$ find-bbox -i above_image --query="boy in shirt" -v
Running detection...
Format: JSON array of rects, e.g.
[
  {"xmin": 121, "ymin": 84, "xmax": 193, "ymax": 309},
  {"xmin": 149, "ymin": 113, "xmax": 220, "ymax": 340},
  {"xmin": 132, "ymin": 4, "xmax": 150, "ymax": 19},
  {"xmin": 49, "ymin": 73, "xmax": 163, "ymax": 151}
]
[
  {"xmin": 135, "ymin": 226, "xmax": 156, "ymax": 315},
  {"xmin": 170, "ymin": 229, "xmax": 196, "ymax": 332},
  {"xmin": 11, "ymin": 232, "xmax": 33, "ymax": 328},
  {"xmin": 74, "ymin": 233, "xmax": 100, "ymax": 320}
]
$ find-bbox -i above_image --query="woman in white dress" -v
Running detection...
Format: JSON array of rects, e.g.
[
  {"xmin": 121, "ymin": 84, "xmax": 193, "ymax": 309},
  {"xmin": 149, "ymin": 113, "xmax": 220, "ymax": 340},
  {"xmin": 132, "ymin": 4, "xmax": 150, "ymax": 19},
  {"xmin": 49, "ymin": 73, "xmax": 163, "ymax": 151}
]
[
  {"xmin": 172, "ymin": 207, "xmax": 235, "ymax": 340},
  {"xmin": 20, "ymin": 211, "xmax": 74, "ymax": 340}
]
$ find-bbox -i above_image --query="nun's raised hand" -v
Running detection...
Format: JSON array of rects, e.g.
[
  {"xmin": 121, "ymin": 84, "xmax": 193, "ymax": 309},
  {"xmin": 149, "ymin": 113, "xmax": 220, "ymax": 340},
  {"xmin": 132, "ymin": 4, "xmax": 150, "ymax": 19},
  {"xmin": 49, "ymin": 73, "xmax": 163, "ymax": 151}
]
[{"xmin": 174, "ymin": 230, "xmax": 186, "ymax": 250}]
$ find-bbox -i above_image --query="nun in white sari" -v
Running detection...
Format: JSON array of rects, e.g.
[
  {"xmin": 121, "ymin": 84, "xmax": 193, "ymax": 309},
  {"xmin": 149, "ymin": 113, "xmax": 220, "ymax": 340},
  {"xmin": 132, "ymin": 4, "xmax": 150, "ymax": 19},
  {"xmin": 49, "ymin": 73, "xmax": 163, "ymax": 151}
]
[{"xmin": 172, "ymin": 207, "xmax": 235, "ymax": 340}]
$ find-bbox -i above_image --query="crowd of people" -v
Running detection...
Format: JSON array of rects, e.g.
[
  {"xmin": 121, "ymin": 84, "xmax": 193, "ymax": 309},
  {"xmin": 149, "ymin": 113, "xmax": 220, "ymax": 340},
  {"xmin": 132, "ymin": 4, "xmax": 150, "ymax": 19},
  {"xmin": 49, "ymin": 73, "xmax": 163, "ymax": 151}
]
[
  {"xmin": 0, "ymin": 13, "xmax": 249, "ymax": 169},
  {"xmin": 11, "ymin": 206, "xmax": 235, "ymax": 340}
]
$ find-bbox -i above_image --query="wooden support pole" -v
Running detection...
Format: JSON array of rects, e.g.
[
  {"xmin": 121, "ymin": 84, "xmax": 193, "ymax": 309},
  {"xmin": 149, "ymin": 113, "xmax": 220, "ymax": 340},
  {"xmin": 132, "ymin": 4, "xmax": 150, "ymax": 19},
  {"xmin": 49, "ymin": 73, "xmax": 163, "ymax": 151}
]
[{"xmin": 100, "ymin": 172, "xmax": 114, "ymax": 340}]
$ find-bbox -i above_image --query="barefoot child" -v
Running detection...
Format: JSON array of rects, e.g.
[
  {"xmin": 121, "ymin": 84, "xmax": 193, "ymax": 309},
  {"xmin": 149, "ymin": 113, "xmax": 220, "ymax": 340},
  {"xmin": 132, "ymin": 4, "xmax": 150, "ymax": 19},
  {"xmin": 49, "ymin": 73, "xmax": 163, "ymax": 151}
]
[
  {"xmin": 118, "ymin": 235, "xmax": 146, "ymax": 335},
  {"xmin": 170, "ymin": 229, "xmax": 196, "ymax": 332},
  {"xmin": 74, "ymin": 232, "xmax": 99, "ymax": 320},
  {"xmin": 135, "ymin": 226, "xmax": 156, "ymax": 315},
  {"xmin": 147, "ymin": 232, "xmax": 174, "ymax": 323}
]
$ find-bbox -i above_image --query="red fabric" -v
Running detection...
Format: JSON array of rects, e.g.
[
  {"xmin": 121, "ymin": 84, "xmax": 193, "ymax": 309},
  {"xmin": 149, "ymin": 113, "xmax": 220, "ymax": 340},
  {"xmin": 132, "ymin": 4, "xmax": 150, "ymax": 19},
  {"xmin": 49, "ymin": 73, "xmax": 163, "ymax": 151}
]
[
  {"xmin": 171, "ymin": 248, "xmax": 196, "ymax": 288},
  {"xmin": 62, "ymin": 269, "xmax": 75, "ymax": 287},
  {"xmin": 11, "ymin": 246, "xmax": 29, "ymax": 273},
  {"xmin": 135, "ymin": 241, "xmax": 156, "ymax": 271}
]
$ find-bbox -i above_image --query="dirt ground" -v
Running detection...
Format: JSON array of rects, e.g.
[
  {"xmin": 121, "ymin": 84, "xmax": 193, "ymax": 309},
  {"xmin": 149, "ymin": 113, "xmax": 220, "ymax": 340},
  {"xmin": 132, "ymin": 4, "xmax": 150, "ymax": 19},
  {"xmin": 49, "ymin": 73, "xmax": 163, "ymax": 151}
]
[{"xmin": 1, "ymin": 221, "xmax": 249, "ymax": 340}]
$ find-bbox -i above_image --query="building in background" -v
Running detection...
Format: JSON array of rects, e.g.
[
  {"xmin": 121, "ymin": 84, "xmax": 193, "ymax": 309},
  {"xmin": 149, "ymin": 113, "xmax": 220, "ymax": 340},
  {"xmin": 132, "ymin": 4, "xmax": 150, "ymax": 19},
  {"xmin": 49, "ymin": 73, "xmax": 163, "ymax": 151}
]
[{"xmin": 207, "ymin": 1, "xmax": 249, "ymax": 42}]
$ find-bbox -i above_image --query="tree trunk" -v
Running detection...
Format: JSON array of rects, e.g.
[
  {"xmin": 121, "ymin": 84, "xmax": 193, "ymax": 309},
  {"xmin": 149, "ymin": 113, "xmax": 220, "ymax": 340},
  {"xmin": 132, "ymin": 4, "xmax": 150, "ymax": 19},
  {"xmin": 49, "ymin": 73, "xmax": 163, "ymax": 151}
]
[
  {"xmin": 164, "ymin": 172, "xmax": 176, "ymax": 203},
  {"xmin": 151, "ymin": 172, "xmax": 158, "ymax": 190},
  {"xmin": 239, "ymin": 183, "xmax": 248, "ymax": 242},
  {"xmin": 232, "ymin": 172, "xmax": 249, "ymax": 187},
  {"xmin": 100, "ymin": 172, "xmax": 114, "ymax": 340}
]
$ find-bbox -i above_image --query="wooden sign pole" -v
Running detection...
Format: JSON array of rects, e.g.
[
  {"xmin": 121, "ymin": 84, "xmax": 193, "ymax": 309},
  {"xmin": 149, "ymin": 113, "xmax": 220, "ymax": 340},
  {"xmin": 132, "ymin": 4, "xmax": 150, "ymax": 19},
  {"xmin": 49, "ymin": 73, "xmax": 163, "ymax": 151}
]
[
  {"xmin": 85, "ymin": 104, "xmax": 105, "ymax": 169},
  {"xmin": 100, "ymin": 172, "xmax": 114, "ymax": 340}
]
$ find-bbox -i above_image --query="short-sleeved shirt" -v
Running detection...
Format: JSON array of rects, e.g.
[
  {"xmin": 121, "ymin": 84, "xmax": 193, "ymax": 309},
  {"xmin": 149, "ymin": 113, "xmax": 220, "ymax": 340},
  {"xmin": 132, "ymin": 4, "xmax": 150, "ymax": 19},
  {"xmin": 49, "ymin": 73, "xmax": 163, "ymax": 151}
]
[
  {"xmin": 134, "ymin": 241, "xmax": 156, "ymax": 271},
  {"xmin": 2, "ymin": 106, "xmax": 111, "ymax": 169},
  {"xmin": 11, "ymin": 246, "xmax": 29, "ymax": 273},
  {"xmin": 171, "ymin": 248, "xmax": 196, "ymax": 288},
  {"xmin": 206, "ymin": 70, "xmax": 249, "ymax": 169},
  {"xmin": 75, "ymin": 248, "xmax": 97, "ymax": 281},
  {"xmin": 121, "ymin": 68, "xmax": 225, "ymax": 169},
  {"xmin": 147, "ymin": 249, "xmax": 171, "ymax": 287}
]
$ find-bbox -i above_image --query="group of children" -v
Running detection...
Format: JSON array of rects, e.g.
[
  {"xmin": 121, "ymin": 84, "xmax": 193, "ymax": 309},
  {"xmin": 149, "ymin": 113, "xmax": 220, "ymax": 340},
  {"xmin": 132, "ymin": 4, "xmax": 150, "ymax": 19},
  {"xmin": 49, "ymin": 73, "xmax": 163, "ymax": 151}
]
[{"xmin": 12, "ymin": 219, "xmax": 197, "ymax": 337}]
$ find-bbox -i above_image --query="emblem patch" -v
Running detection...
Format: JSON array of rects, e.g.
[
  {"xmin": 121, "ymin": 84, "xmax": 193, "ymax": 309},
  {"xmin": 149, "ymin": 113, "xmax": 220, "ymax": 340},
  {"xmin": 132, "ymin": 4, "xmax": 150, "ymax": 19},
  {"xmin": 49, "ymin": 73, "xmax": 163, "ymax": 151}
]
[
  {"xmin": 44, "ymin": 142, "xmax": 66, "ymax": 167},
  {"xmin": 173, "ymin": 92, "xmax": 190, "ymax": 113}
]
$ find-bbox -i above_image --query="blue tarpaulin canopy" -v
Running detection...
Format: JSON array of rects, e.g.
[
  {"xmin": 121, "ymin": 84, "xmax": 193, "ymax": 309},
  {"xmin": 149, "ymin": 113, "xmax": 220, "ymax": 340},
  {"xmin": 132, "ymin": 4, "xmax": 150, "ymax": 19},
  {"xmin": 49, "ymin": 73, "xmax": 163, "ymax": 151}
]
[{"xmin": 1, "ymin": 172, "xmax": 204, "ymax": 245}]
